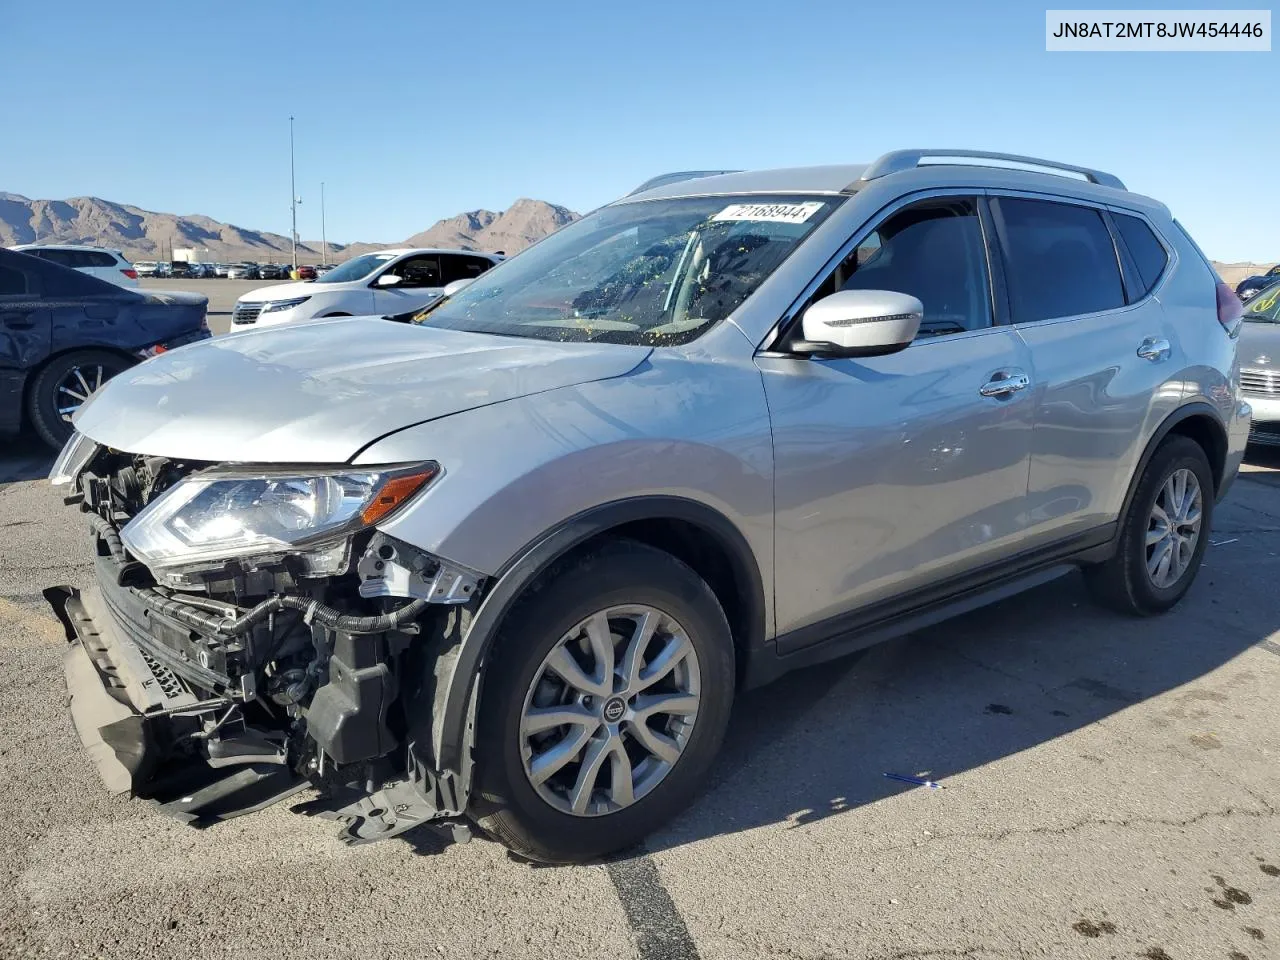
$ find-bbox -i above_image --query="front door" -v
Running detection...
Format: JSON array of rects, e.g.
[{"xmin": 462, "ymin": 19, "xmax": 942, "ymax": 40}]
[{"xmin": 759, "ymin": 195, "xmax": 1036, "ymax": 646}]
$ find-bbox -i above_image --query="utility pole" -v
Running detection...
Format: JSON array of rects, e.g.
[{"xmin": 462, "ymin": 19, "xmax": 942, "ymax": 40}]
[
  {"xmin": 321, "ymin": 181, "xmax": 327, "ymax": 265},
  {"xmin": 289, "ymin": 115, "xmax": 298, "ymax": 271}
]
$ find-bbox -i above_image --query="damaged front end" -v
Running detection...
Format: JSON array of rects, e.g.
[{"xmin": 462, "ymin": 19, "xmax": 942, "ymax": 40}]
[{"xmin": 47, "ymin": 434, "xmax": 485, "ymax": 845}]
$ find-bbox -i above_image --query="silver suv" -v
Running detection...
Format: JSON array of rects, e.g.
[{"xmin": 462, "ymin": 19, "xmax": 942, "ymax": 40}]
[{"xmin": 47, "ymin": 150, "xmax": 1251, "ymax": 863}]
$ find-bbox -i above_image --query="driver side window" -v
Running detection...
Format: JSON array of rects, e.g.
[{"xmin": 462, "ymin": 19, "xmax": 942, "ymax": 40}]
[
  {"xmin": 390, "ymin": 255, "xmax": 443, "ymax": 288},
  {"xmin": 803, "ymin": 197, "xmax": 993, "ymax": 339}
]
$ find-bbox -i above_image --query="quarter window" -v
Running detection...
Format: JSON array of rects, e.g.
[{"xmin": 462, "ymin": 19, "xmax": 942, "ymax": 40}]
[
  {"xmin": 993, "ymin": 198, "xmax": 1125, "ymax": 324},
  {"xmin": 800, "ymin": 197, "xmax": 992, "ymax": 338},
  {"xmin": 1113, "ymin": 213, "xmax": 1168, "ymax": 295},
  {"xmin": 0, "ymin": 265, "xmax": 28, "ymax": 295}
]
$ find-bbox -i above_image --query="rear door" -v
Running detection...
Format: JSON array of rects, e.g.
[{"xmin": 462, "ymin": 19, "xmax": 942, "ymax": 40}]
[{"xmin": 990, "ymin": 194, "xmax": 1181, "ymax": 542}]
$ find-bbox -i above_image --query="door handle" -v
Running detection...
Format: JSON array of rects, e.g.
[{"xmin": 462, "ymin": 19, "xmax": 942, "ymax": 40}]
[
  {"xmin": 1137, "ymin": 337, "xmax": 1171, "ymax": 362},
  {"xmin": 979, "ymin": 372, "xmax": 1030, "ymax": 398}
]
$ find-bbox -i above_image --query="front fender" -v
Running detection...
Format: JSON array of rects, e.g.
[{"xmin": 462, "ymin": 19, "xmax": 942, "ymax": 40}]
[
  {"xmin": 354, "ymin": 355, "xmax": 774, "ymax": 776},
  {"xmin": 356, "ymin": 355, "xmax": 774, "ymax": 583}
]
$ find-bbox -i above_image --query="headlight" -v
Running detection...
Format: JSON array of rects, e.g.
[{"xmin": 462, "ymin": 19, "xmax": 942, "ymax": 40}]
[
  {"xmin": 49, "ymin": 431, "xmax": 99, "ymax": 486},
  {"xmin": 260, "ymin": 296, "xmax": 311, "ymax": 313},
  {"xmin": 120, "ymin": 463, "xmax": 437, "ymax": 573}
]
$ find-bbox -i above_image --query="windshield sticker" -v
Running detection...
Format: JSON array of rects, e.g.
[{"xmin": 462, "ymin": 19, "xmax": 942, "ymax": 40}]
[{"xmin": 711, "ymin": 202, "xmax": 825, "ymax": 224}]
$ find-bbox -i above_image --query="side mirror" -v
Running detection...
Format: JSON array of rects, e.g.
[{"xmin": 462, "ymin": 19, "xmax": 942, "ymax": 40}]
[
  {"xmin": 375, "ymin": 273, "xmax": 402, "ymax": 288},
  {"xmin": 442, "ymin": 277, "xmax": 475, "ymax": 297},
  {"xmin": 796, "ymin": 289, "xmax": 923, "ymax": 358}
]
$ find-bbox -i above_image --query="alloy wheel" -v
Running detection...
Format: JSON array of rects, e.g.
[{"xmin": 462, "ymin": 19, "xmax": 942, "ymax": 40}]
[
  {"xmin": 1146, "ymin": 467, "xmax": 1203, "ymax": 589},
  {"xmin": 55, "ymin": 364, "xmax": 109, "ymax": 422},
  {"xmin": 519, "ymin": 604, "xmax": 701, "ymax": 817}
]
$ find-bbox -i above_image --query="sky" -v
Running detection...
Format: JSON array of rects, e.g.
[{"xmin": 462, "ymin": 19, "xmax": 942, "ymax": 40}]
[{"xmin": 1, "ymin": 0, "xmax": 1276, "ymax": 260}]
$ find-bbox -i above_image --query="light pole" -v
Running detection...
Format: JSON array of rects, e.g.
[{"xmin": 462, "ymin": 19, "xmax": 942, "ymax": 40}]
[
  {"xmin": 321, "ymin": 181, "xmax": 327, "ymax": 265},
  {"xmin": 289, "ymin": 116, "xmax": 298, "ymax": 271}
]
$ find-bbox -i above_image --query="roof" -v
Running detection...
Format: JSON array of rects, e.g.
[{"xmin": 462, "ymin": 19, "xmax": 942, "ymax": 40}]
[
  {"xmin": 10, "ymin": 243, "xmax": 125, "ymax": 254},
  {"xmin": 620, "ymin": 150, "xmax": 1139, "ymax": 207},
  {"xmin": 363, "ymin": 247, "xmax": 502, "ymax": 258},
  {"xmin": 622, "ymin": 165, "xmax": 868, "ymax": 202}
]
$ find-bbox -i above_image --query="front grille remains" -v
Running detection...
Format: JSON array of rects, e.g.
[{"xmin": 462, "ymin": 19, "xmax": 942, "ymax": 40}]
[
  {"xmin": 232, "ymin": 302, "xmax": 262, "ymax": 325},
  {"xmin": 1241, "ymin": 368, "xmax": 1279, "ymax": 395}
]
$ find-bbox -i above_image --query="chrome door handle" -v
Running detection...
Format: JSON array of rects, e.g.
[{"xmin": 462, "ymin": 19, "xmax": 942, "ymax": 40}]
[
  {"xmin": 980, "ymin": 373, "xmax": 1030, "ymax": 398},
  {"xmin": 1137, "ymin": 337, "xmax": 1171, "ymax": 362}
]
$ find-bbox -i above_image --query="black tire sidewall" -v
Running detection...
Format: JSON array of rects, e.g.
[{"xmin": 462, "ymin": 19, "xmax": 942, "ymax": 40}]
[
  {"xmin": 27, "ymin": 350, "xmax": 131, "ymax": 449},
  {"xmin": 1121, "ymin": 437, "xmax": 1214, "ymax": 612},
  {"xmin": 474, "ymin": 541, "xmax": 735, "ymax": 862}
]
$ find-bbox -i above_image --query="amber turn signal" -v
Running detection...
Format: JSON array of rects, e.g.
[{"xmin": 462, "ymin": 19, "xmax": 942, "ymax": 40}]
[{"xmin": 360, "ymin": 467, "xmax": 438, "ymax": 525}]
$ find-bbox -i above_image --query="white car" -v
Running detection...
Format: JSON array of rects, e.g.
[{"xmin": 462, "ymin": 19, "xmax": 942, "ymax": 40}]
[
  {"xmin": 230, "ymin": 248, "xmax": 502, "ymax": 327},
  {"xmin": 9, "ymin": 244, "xmax": 139, "ymax": 287}
]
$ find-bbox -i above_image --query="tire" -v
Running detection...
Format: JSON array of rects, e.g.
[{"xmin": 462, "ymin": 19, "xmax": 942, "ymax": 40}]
[
  {"xmin": 26, "ymin": 350, "xmax": 132, "ymax": 449},
  {"xmin": 1085, "ymin": 435, "xmax": 1214, "ymax": 616},
  {"xmin": 472, "ymin": 539, "xmax": 735, "ymax": 863}
]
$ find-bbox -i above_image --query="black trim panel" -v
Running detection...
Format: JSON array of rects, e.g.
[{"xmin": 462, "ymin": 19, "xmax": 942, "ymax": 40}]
[{"xmin": 746, "ymin": 523, "xmax": 1116, "ymax": 687}]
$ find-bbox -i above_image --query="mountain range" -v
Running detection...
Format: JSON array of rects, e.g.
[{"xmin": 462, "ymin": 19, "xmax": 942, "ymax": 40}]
[{"xmin": 0, "ymin": 192, "xmax": 578, "ymax": 263}]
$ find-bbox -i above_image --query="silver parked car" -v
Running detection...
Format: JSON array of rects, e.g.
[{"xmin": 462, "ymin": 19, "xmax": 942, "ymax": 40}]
[
  {"xmin": 46, "ymin": 150, "xmax": 1250, "ymax": 864},
  {"xmin": 1238, "ymin": 278, "xmax": 1280, "ymax": 445}
]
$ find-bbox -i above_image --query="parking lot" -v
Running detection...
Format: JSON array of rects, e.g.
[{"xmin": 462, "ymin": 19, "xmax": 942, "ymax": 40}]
[
  {"xmin": 0, "ymin": 432, "xmax": 1277, "ymax": 960},
  {"xmin": 140, "ymin": 278, "xmax": 288, "ymax": 335}
]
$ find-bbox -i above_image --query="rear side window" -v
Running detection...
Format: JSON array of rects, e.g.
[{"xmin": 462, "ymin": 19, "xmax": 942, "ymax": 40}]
[
  {"xmin": 30, "ymin": 249, "xmax": 74, "ymax": 267},
  {"xmin": 440, "ymin": 254, "xmax": 496, "ymax": 285},
  {"xmin": 1113, "ymin": 213, "xmax": 1169, "ymax": 295},
  {"xmin": 993, "ymin": 198, "xmax": 1126, "ymax": 323},
  {"xmin": 83, "ymin": 250, "xmax": 119, "ymax": 268},
  {"xmin": 0, "ymin": 264, "xmax": 30, "ymax": 295}
]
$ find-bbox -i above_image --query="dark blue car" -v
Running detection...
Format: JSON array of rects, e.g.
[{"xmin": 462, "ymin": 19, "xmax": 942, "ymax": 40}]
[{"xmin": 0, "ymin": 247, "xmax": 210, "ymax": 449}]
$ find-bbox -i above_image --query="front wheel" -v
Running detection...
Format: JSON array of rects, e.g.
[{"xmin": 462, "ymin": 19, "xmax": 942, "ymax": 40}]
[
  {"xmin": 472, "ymin": 540, "xmax": 735, "ymax": 863},
  {"xmin": 1085, "ymin": 435, "xmax": 1214, "ymax": 616},
  {"xmin": 27, "ymin": 350, "xmax": 132, "ymax": 449}
]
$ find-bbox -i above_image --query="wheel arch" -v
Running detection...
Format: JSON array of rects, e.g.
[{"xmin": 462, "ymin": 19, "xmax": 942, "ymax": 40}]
[
  {"xmin": 428, "ymin": 496, "xmax": 767, "ymax": 774},
  {"xmin": 1120, "ymin": 402, "xmax": 1229, "ymax": 523}
]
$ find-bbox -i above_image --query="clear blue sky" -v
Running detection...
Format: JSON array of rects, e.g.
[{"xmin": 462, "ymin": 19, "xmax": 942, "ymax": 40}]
[{"xmin": 1, "ymin": 0, "xmax": 1275, "ymax": 260}]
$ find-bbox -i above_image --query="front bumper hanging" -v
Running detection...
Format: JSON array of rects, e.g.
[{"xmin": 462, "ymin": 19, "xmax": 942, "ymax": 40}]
[{"xmin": 46, "ymin": 584, "xmax": 309, "ymax": 823}]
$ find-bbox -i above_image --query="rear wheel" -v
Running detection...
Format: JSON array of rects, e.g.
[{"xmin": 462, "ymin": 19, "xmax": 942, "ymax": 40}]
[
  {"xmin": 27, "ymin": 350, "xmax": 131, "ymax": 449},
  {"xmin": 472, "ymin": 540, "xmax": 735, "ymax": 863},
  {"xmin": 1085, "ymin": 435, "xmax": 1214, "ymax": 615}
]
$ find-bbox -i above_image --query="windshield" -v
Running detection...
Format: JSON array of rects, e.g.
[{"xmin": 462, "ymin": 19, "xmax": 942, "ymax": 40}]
[
  {"xmin": 1244, "ymin": 281, "xmax": 1280, "ymax": 322},
  {"xmin": 314, "ymin": 253, "xmax": 397, "ymax": 283},
  {"xmin": 415, "ymin": 194, "xmax": 841, "ymax": 345}
]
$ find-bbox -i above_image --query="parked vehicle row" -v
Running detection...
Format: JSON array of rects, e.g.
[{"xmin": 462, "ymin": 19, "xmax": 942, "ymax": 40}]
[
  {"xmin": 230, "ymin": 248, "xmax": 502, "ymax": 327},
  {"xmin": 44, "ymin": 150, "xmax": 1250, "ymax": 866},
  {"xmin": 0, "ymin": 248, "xmax": 209, "ymax": 448},
  {"xmin": 1238, "ymin": 277, "xmax": 1280, "ymax": 446},
  {"xmin": 9, "ymin": 244, "xmax": 139, "ymax": 287}
]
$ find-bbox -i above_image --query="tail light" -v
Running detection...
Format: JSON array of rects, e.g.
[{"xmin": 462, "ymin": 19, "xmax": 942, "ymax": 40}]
[
  {"xmin": 1216, "ymin": 281, "xmax": 1242, "ymax": 332},
  {"xmin": 122, "ymin": 268, "xmax": 139, "ymax": 280}
]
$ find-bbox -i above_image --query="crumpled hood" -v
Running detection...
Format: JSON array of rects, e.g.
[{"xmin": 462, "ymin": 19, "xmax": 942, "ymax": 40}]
[{"xmin": 74, "ymin": 317, "xmax": 651, "ymax": 462}]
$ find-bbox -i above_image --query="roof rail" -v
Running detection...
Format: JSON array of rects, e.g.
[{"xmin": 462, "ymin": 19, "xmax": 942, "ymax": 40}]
[
  {"xmin": 626, "ymin": 170, "xmax": 743, "ymax": 197},
  {"xmin": 858, "ymin": 150, "xmax": 1126, "ymax": 191}
]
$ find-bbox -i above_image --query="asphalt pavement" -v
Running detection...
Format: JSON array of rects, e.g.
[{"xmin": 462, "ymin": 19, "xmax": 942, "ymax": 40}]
[{"xmin": 2, "ymin": 435, "xmax": 1279, "ymax": 960}]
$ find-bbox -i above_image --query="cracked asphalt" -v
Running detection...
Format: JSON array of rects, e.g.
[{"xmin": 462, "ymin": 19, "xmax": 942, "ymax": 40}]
[{"xmin": 1, "ymin": 434, "xmax": 1278, "ymax": 960}]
